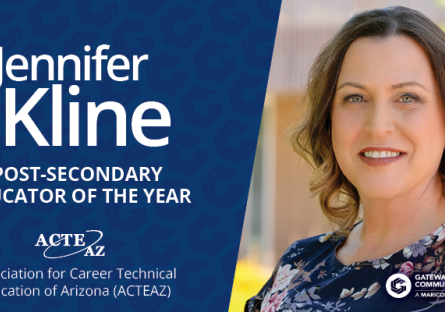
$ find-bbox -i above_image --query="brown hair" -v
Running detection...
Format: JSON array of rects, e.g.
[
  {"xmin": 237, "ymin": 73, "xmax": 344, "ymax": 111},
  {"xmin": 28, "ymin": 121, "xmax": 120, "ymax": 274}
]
[{"xmin": 289, "ymin": 6, "xmax": 445, "ymax": 234}]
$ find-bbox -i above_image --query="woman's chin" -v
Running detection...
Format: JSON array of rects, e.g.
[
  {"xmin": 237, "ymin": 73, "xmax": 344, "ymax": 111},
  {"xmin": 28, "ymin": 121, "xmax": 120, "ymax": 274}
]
[{"xmin": 357, "ymin": 184, "xmax": 404, "ymax": 201}]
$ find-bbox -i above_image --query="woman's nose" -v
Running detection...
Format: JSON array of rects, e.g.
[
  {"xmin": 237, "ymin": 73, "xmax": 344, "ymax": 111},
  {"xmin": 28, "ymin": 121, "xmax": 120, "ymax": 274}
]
[{"xmin": 363, "ymin": 101, "xmax": 396, "ymax": 137}]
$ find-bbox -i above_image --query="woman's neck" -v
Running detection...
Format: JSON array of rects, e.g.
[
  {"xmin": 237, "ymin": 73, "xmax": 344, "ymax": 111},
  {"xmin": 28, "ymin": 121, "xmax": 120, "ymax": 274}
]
[
  {"xmin": 359, "ymin": 173, "xmax": 445, "ymax": 245},
  {"xmin": 336, "ymin": 173, "xmax": 445, "ymax": 265}
]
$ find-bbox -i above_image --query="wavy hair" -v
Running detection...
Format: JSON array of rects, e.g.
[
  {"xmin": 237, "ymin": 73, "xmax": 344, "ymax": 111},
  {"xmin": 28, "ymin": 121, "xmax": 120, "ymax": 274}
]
[{"xmin": 289, "ymin": 6, "xmax": 445, "ymax": 234}]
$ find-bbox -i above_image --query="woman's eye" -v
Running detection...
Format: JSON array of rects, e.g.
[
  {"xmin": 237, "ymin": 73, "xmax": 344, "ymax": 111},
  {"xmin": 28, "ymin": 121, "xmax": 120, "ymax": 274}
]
[
  {"xmin": 401, "ymin": 94, "xmax": 414, "ymax": 102},
  {"xmin": 348, "ymin": 95, "xmax": 363, "ymax": 102}
]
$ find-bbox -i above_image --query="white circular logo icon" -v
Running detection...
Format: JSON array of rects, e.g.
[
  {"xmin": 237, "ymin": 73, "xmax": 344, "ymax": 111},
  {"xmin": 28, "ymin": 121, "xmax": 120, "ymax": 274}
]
[{"xmin": 386, "ymin": 273, "xmax": 411, "ymax": 298}]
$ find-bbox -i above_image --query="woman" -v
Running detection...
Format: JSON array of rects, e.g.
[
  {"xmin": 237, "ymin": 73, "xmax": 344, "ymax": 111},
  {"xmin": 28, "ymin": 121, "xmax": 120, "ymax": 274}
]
[{"xmin": 246, "ymin": 6, "xmax": 445, "ymax": 312}]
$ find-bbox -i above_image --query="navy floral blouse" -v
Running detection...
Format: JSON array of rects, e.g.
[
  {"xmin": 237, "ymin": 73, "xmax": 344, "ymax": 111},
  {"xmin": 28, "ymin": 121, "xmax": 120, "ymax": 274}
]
[{"xmin": 245, "ymin": 222, "xmax": 445, "ymax": 312}]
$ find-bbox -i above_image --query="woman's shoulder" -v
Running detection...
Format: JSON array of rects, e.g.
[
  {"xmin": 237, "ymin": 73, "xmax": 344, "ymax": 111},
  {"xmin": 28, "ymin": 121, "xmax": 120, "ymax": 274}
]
[
  {"xmin": 244, "ymin": 231, "xmax": 342, "ymax": 312},
  {"xmin": 279, "ymin": 230, "xmax": 342, "ymax": 263}
]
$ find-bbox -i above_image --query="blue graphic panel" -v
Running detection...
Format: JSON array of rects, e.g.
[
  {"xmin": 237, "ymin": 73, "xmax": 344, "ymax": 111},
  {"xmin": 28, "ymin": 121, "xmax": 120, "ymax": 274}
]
[{"xmin": 0, "ymin": 0, "xmax": 282, "ymax": 311}]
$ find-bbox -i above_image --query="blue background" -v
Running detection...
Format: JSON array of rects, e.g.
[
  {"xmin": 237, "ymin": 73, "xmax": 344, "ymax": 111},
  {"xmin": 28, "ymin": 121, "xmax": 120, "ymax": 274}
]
[{"xmin": 0, "ymin": 0, "xmax": 281, "ymax": 310}]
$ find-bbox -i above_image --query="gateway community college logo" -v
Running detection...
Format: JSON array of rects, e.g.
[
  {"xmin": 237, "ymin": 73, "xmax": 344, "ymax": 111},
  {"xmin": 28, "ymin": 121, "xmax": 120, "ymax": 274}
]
[
  {"xmin": 35, "ymin": 230, "xmax": 105, "ymax": 259},
  {"xmin": 386, "ymin": 273, "xmax": 412, "ymax": 298}
]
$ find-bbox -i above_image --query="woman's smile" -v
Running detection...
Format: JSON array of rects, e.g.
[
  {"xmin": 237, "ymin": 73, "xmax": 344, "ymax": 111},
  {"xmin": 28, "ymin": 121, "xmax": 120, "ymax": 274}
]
[
  {"xmin": 358, "ymin": 147, "xmax": 405, "ymax": 166},
  {"xmin": 363, "ymin": 151, "xmax": 400, "ymax": 158}
]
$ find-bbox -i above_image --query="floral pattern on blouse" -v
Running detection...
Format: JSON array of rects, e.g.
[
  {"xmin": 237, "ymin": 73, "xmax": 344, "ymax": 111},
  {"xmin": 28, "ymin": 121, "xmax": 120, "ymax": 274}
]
[{"xmin": 245, "ymin": 222, "xmax": 445, "ymax": 312}]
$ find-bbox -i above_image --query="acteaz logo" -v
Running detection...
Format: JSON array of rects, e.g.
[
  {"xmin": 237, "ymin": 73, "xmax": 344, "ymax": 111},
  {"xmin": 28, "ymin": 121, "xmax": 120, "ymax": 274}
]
[
  {"xmin": 35, "ymin": 230, "xmax": 105, "ymax": 259},
  {"xmin": 386, "ymin": 273, "xmax": 411, "ymax": 298}
]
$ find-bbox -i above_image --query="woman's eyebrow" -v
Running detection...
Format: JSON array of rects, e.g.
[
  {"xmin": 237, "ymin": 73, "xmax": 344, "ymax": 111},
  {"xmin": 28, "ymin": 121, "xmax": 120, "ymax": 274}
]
[
  {"xmin": 336, "ymin": 82, "xmax": 366, "ymax": 91},
  {"xmin": 390, "ymin": 81, "xmax": 427, "ymax": 91},
  {"xmin": 336, "ymin": 81, "xmax": 428, "ymax": 91}
]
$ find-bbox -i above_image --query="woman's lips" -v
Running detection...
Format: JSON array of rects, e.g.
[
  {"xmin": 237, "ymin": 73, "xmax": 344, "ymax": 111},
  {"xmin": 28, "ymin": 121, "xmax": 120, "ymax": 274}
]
[{"xmin": 358, "ymin": 147, "xmax": 406, "ymax": 166}]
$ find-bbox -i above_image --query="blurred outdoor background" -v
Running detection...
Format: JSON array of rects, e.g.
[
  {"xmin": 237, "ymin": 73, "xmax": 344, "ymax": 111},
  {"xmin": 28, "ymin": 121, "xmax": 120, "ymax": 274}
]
[{"xmin": 228, "ymin": 0, "xmax": 445, "ymax": 311}]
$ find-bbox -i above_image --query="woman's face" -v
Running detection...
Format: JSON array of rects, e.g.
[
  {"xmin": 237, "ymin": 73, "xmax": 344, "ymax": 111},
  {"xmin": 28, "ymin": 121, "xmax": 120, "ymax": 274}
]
[{"xmin": 331, "ymin": 36, "xmax": 445, "ymax": 200}]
